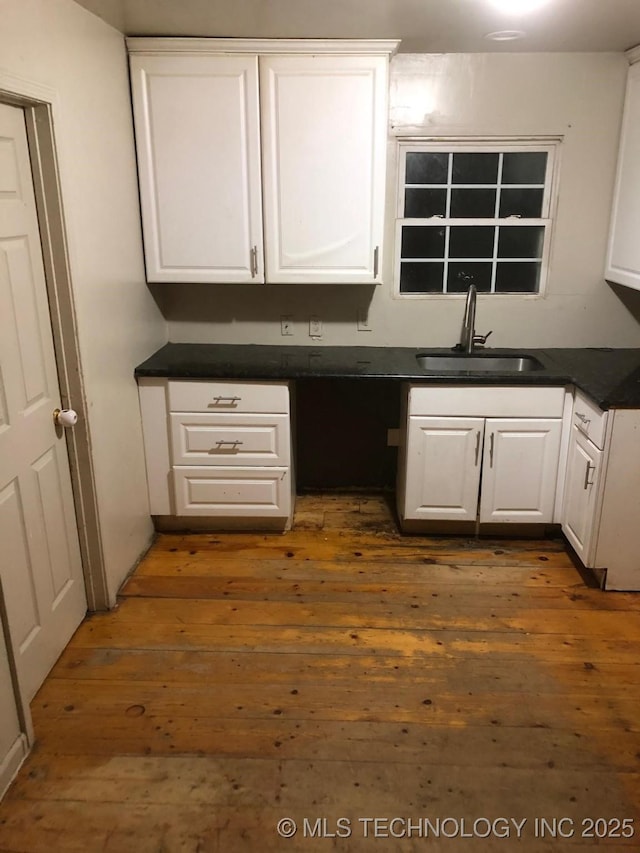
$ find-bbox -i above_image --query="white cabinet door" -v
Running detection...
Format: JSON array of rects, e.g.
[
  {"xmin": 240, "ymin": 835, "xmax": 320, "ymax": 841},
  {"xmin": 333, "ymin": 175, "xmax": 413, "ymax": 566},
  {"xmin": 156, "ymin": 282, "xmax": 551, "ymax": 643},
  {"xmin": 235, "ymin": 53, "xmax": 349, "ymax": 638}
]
[
  {"xmin": 480, "ymin": 418, "xmax": 562, "ymax": 524},
  {"xmin": 404, "ymin": 417, "xmax": 483, "ymax": 521},
  {"xmin": 562, "ymin": 427, "xmax": 602, "ymax": 564},
  {"xmin": 260, "ymin": 55, "xmax": 388, "ymax": 283},
  {"xmin": 606, "ymin": 59, "xmax": 640, "ymax": 291},
  {"xmin": 130, "ymin": 54, "xmax": 264, "ymax": 283}
]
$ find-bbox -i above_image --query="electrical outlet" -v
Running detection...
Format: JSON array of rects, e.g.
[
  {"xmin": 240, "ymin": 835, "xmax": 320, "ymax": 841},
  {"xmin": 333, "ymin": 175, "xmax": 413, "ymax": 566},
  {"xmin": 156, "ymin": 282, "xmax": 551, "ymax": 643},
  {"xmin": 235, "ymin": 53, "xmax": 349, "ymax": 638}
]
[
  {"xmin": 357, "ymin": 310, "xmax": 372, "ymax": 332},
  {"xmin": 309, "ymin": 316, "xmax": 322, "ymax": 338},
  {"xmin": 280, "ymin": 315, "xmax": 294, "ymax": 336}
]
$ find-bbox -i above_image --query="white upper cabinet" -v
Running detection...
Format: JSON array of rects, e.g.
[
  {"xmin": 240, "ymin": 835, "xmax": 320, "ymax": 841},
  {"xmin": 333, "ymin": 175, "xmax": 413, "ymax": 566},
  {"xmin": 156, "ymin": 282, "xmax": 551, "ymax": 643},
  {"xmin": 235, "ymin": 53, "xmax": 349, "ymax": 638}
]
[
  {"xmin": 127, "ymin": 40, "xmax": 397, "ymax": 285},
  {"xmin": 605, "ymin": 49, "xmax": 640, "ymax": 291},
  {"xmin": 129, "ymin": 54, "xmax": 264, "ymax": 283},
  {"xmin": 260, "ymin": 55, "xmax": 388, "ymax": 283}
]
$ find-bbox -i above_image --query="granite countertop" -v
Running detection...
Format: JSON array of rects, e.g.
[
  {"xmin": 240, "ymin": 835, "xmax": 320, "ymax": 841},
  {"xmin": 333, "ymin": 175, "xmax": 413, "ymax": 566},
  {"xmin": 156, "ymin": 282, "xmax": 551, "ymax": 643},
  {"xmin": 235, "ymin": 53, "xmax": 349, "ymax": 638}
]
[{"xmin": 135, "ymin": 343, "xmax": 640, "ymax": 410}]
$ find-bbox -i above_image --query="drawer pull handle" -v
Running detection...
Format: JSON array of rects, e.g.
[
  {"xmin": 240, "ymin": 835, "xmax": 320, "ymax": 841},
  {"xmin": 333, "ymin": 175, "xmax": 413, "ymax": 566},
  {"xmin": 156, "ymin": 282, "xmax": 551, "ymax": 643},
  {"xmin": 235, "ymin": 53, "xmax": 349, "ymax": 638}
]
[
  {"xmin": 575, "ymin": 412, "xmax": 591, "ymax": 426},
  {"xmin": 489, "ymin": 432, "xmax": 495, "ymax": 467},
  {"xmin": 583, "ymin": 461, "xmax": 595, "ymax": 489},
  {"xmin": 250, "ymin": 246, "xmax": 258, "ymax": 278},
  {"xmin": 474, "ymin": 430, "xmax": 481, "ymax": 466},
  {"xmin": 212, "ymin": 440, "xmax": 244, "ymax": 452},
  {"xmin": 211, "ymin": 396, "xmax": 242, "ymax": 407}
]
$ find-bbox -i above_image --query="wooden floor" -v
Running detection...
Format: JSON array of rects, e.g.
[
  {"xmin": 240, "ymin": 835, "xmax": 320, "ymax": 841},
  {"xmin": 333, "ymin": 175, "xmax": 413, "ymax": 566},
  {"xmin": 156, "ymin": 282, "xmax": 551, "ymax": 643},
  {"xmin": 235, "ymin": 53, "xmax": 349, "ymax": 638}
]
[{"xmin": 1, "ymin": 493, "xmax": 640, "ymax": 852}]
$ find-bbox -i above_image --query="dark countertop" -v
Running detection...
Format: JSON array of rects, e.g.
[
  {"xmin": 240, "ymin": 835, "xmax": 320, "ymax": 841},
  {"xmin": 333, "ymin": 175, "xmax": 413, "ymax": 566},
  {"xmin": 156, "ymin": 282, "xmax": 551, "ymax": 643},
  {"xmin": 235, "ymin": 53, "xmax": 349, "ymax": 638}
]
[{"xmin": 135, "ymin": 343, "xmax": 640, "ymax": 410}]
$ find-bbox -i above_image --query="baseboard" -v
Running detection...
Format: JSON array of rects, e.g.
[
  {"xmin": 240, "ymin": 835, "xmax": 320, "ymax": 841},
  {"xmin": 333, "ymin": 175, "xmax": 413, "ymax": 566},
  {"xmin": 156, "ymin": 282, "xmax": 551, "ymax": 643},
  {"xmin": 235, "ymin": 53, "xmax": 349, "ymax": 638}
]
[
  {"xmin": 399, "ymin": 520, "xmax": 562, "ymax": 538},
  {"xmin": 152, "ymin": 515, "xmax": 291, "ymax": 533}
]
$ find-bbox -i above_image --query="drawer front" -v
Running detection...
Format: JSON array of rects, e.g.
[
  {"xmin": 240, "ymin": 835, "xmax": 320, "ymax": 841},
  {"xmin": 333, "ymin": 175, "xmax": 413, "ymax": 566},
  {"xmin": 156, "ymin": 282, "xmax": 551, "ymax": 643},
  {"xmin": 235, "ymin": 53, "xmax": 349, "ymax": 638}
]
[
  {"xmin": 408, "ymin": 385, "xmax": 565, "ymax": 418},
  {"xmin": 173, "ymin": 466, "xmax": 291, "ymax": 517},
  {"xmin": 168, "ymin": 380, "xmax": 289, "ymax": 414},
  {"xmin": 572, "ymin": 391, "xmax": 608, "ymax": 450},
  {"xmin": 170, "ymin": 413, "xmax": 290, "ymax": 466}
]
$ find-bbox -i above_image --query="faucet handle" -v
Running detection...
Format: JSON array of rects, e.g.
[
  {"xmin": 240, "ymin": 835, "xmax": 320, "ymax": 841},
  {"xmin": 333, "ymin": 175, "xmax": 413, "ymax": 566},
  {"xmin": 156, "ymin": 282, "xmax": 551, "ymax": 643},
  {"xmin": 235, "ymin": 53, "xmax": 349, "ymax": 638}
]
[{"xmin": 473, "ymin": 330, "xmax": 493, "ymax": 347}]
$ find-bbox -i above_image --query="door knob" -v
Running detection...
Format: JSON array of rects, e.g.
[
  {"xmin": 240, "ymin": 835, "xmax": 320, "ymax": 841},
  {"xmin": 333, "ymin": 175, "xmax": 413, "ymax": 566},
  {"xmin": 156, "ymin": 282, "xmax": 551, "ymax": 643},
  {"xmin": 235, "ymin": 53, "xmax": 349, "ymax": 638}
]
[{"xmin": 53, "ymin": 408, "xmax": 78, "ymax": 428}]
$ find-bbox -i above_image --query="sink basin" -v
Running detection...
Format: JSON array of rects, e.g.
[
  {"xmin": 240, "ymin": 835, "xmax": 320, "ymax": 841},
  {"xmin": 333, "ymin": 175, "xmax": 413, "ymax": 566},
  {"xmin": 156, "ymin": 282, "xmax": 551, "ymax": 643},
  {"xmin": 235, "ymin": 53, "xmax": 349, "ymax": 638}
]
[{"xmin": 416, "ymin": 354, "xmax": 542, "ymax": 373}]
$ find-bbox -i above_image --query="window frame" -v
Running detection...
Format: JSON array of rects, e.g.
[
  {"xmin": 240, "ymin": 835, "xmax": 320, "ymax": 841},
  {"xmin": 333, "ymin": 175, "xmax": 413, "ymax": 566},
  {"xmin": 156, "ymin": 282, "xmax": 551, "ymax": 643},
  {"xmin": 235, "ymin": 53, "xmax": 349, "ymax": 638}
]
[{"xmin": 393, "ymin": 139, "xmax": 561, "ymax": 300}]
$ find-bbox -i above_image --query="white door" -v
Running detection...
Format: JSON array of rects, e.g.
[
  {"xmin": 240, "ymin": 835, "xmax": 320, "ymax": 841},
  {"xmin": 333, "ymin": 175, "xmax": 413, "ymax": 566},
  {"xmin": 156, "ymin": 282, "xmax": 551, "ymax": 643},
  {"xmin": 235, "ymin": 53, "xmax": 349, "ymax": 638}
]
[
  {"xmin": 0, "ymin": 103, "xmax": 86, "ymax": 702},
  {"xmin": 403, "ymin": 416, "xmax": 483, "ymax": 521},
  {"xmin": 0, "ymin": 610, "xmax": 27, "ymax": 798},
  {"xmin": 562, "ymin": 427, "xmax": 602, "ymax": 565},
  {"xmin": 260, "ymin": 54, "xmax": 388, "ymax": 284},
  {"xmin": 130, "ymin": 54, "xmax": 264, "ymax": 283},
  {"xmin": 480, "ymin": 418, "xmax": 562, "ymax": 524}
]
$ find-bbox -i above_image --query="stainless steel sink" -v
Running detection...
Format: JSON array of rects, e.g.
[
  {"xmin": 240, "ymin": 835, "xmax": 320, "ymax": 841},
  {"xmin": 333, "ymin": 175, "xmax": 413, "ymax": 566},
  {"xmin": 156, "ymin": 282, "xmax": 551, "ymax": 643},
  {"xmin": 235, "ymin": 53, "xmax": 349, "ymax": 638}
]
[{"xmin": 416, "ymin": 354, "xmax": 542, "ymax": 373}]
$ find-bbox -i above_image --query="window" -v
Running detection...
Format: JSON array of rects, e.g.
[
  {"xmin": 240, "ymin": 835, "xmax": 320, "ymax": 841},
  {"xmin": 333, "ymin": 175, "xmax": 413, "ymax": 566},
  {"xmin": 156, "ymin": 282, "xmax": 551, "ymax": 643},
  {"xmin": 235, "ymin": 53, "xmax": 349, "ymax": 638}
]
[{"xmin": 395, "ymin": 142, "xmax": 557, "ymax": 296}]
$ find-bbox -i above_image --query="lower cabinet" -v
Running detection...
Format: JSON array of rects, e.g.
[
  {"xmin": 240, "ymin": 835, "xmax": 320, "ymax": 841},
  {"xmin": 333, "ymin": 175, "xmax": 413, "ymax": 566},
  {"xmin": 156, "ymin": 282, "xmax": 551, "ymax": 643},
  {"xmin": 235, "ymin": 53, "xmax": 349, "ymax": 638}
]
[
  {"xmin": 562, "ymin": 425, "xmax": 603, "ymax": 564},
  {"xmin": 561, "ymin": 391, "xmax": 640, "ymax": 589},
  {"xmin": 138, "ymin": 378, "xmax": 294, "ymax": 528},
  {"xmin": 399, "ymin": 385, "xmax": 566, "ymax": 527}
]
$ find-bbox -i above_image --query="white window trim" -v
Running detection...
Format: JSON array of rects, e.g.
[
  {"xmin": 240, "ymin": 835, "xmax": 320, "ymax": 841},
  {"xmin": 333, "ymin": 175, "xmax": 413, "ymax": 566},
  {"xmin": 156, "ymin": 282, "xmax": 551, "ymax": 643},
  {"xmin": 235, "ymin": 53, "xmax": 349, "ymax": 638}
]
[{"xmin": 392, "ymin": 138, "xmax": 562, "ymax": 300}]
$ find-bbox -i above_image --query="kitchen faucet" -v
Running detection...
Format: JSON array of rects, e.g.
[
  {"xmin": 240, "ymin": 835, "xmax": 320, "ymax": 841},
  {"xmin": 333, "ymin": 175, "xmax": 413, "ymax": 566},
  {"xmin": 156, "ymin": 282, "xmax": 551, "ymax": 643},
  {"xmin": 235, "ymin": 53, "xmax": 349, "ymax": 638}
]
[{"xmin": 457, "ymin": 284, "xmax": 492, "ymax": 353}]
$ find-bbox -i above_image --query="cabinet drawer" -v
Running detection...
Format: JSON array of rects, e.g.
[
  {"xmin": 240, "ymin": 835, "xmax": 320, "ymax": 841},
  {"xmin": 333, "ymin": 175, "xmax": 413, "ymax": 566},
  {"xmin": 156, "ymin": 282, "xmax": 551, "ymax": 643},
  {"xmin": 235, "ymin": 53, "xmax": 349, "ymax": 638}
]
[
  {"xmin": 168, "ymin": 380, "xmax": 289, "ymax": 414},
  {"xmin": 572, "ymin": 391, "xmax": 608, "ymax": 450},
  {"xmin": 408, "ymin": 385, "xmax": 565, "ymax": 418},
  {"xmin": 173, "ymin": 466, "xmax": 291, "ymax": 517},
  {"xmin": 170, "ymin": 413, "xmax": 290, "ymax": 466}
]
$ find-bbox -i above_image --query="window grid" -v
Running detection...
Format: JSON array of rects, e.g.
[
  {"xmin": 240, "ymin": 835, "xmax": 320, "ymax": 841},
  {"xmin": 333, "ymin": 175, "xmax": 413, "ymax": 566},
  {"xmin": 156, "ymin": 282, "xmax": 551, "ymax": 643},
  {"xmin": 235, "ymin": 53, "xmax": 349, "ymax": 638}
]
[{"xmin": 396, "ymin": 144, "xmax": 556, "ymax": 296}]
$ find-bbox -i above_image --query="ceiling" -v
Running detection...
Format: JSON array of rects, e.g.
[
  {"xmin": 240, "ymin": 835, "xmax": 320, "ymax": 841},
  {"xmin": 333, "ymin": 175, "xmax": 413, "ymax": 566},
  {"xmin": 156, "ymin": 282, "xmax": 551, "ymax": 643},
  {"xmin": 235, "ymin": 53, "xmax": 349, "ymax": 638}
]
[{"xmin": 72, "ymin": 0, "xmax": 640, "ymax": 53}]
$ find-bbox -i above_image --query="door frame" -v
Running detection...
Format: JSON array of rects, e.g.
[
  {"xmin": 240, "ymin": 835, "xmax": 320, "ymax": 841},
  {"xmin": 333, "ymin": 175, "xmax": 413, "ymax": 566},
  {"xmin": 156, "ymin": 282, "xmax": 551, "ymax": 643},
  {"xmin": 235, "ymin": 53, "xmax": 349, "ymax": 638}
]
[{"xmin": 0, "ymin": 73, "xmax": 108, "ymax": 611}]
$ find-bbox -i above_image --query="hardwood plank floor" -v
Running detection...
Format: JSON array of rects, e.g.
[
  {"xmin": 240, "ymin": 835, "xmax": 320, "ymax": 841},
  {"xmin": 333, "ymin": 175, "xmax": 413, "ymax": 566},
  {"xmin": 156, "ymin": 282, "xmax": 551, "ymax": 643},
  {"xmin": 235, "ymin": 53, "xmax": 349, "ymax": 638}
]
[{"xmin": 2, "ymin": 492, "xmax": 640, "ymax": 851}]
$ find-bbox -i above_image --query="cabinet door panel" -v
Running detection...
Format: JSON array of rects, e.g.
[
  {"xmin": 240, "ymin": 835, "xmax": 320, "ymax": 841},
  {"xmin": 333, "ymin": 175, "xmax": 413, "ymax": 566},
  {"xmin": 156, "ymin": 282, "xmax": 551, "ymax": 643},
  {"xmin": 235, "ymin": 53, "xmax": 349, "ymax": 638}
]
[
  {"xmin": 130, "ymin": 55, "xmax": 263, "ymax": 283},
  {"xmin": 173, "ymin": 466, "xmax": 291, "ymax": 517},
  {"xmin": 480, "ymin": 418, "xmax": 562, "ymax": 524},
  {"xmin": 260, "ymin": 55, "xmax": 387, "ymax": 283},
  {"xmin": 562, "ymin": 427, "xmax": 602, "ymax": 564},
  {"xmin": 170, "ymin": 413, "xmax": 290, "ymax": 467},
  {"xmin": 403, "ymin": 417, "xmax": 483, "ymax": 521}
]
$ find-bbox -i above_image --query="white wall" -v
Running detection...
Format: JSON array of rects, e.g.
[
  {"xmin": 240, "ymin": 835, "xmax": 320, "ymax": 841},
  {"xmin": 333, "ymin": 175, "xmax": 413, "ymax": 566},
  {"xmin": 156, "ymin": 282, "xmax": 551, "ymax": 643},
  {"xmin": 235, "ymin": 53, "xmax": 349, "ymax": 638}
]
[
  {"xmin": 160, "ymin": 51, "xmax": 640, "ymax": 348},
  {"xmin": 0, "ymin": 0, "xmax": 167, "ymax": 603}
]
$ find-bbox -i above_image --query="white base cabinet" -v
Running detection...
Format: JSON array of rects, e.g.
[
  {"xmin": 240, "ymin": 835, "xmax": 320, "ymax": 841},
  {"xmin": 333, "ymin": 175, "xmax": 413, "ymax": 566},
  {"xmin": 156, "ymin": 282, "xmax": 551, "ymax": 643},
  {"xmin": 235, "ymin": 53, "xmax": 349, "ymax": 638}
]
[
  {"xmin": 562, "ymin": 426, "xmax": 603, "ymax": 565},
  {"xmin": 562, "ymin": 391, "xmax": 640, "ymax": 590},
  {"xmin": 138, "ymin": 378, "xmax": 294, "ymax": 528},
  {"xmin": 404, "ymin": 416, "xmax": 482, "ymax": 521},
  {"xmin": 480, "ymin": 418, "xmax": 563, "ymax": 524},
  {"xmin": 399, "ymin": 386, "xmax": 566, "ymax": 526}
]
